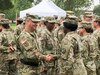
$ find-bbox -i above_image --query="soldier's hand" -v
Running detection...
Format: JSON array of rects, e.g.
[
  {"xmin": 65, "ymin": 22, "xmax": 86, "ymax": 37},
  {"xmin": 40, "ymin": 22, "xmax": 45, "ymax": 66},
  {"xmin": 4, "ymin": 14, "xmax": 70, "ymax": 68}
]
[
  {"xmin": 45, "ymin": 54, "xmax": 54, "ymax": 62},
  {"xmin": 8, "ymin": 46, "xmax": 15, "ymax": 53}
]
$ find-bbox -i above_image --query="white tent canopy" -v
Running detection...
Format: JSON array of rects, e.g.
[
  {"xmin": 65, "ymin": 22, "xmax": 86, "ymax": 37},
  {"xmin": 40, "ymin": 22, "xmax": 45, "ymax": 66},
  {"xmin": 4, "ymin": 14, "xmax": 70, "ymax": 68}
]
[{"xmin": 20, "ymin": 0, "xmax": 66, "ymax": 18}]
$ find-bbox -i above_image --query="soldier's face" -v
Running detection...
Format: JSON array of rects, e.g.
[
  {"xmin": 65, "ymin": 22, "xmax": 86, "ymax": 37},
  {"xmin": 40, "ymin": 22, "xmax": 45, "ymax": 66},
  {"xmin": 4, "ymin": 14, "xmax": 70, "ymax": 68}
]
[{"xmin": 84, "ymin": 16, "xmax": 93, "ymax": 22}]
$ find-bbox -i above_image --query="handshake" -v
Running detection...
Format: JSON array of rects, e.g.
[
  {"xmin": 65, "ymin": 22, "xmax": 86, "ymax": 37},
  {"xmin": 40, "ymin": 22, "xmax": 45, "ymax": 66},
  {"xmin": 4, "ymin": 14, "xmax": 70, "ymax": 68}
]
[{"xmin": 43, "ymin": 54, "xmax": 59, "ymax": 62}]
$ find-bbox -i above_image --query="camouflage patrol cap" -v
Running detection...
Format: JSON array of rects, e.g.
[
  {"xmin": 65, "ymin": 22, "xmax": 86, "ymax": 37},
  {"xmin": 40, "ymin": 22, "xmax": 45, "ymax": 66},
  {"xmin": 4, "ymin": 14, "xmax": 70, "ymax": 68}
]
[
  {"xmin": 78, "ymin": 21, "xmax": 91, "ymax": 28},
  {"xmin": 0, "ymin": 18, "xmax": 9, "ymax": 25},
  {"xmin": 26, "ymin": 13, "xmax": 40, "ymax": 22},
  {"xmin": 17, "ymin": 18, "xmax": 23, "ymax": 21},
  {"xmin": 94, "ymin": 16, "xmax": 100, "ymax": 22},
  {"xmin": 66, "ymin": 11, "xmax": 74, "ymax": 15},
  {"xmin": 68, "ymin": 15, "xmax": 78, "ymax": 19},
  {"xmin": 84, "ymin": 12, "xmax": 93, "ymax": 17}
]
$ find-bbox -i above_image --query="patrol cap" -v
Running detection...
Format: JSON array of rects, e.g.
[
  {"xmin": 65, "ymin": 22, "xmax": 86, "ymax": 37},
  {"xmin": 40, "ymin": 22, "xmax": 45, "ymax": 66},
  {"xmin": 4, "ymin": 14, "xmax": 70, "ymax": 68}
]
[
  {"xmin": 26, "ymin": 13, "xmax": 40, "ymax": 22},
  {"xmin": 93, "ymin": 16, "xmax": 100, "ymax": 22},
  {"xmin": 84, "ymin": 12, "xmax": 93, "ymax": 17},
  {"xmin": 0, "ymin": 18, "xmax": 9, "ymax": 25},
  {"xmin": 78, "ymin": 21, "xmax": 91, "ymax": 28},
  {"xmin": 66, "ymin": 11, "xmax": 74, "ymax": 15},
  {"xmin": 63, "ymin": 20, "xmax": 78, "ymax": 31},
  {"xmin": 17, "ymin": 18, "xmax": 23, "ymax": 21},
  {"xmin": 68, "ymin": 15, "xmax": 78, "ymax": 19}
]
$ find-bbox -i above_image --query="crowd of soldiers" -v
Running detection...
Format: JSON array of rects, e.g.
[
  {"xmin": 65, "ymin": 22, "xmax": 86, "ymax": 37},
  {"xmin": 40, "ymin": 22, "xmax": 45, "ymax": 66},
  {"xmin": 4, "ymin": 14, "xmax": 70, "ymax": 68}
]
[{"xmin": 0, "ymin": 11, "xmax": 100, "ymax": 75}]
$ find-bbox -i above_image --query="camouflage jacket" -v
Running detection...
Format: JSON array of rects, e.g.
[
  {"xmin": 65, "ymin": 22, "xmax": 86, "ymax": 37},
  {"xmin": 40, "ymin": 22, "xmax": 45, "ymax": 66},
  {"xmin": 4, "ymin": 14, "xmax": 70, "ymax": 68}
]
[
  {"xmin": 38, "ymin": 28, "xmax": 59, "ymax": 55},
  {"xmin": 93, "ymin": 28, "xmax": 100, "ymax": 56},
  {"xmin": 18, "ymin": 30, "xmax": 44, "ymax": 61},
  {"xmin": 81, "ymin": 33, "xmax": 98, "ymax": 60},
  {"xmin": 0, "ymin": 29, "xmax": 17, "ymax": 60}
]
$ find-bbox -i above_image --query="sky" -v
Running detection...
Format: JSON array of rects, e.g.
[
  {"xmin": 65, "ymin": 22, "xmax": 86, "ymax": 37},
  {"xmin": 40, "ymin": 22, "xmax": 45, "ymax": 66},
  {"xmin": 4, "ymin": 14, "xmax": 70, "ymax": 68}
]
[{"xmin": 90, "ymin": 0, "xmax": 100, "ymax": 10}]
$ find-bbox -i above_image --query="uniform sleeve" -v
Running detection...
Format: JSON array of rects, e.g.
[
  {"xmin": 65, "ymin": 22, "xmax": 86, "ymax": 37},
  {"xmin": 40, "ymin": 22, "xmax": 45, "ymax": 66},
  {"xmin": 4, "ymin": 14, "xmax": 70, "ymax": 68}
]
[
  {"xmin": 61, "ymin": 36, "xmax": 74, "ymax": 63},
  {"xmin": 38, "ymin": 31, "xmax": 47, "ymax": 52},
  {"xmin": 0, "ymin": 34, "xmax": 9, "ymax": 53},
  {"xmin": 81, "ymin": 40, "xmax": 88, "ymax": 59}
]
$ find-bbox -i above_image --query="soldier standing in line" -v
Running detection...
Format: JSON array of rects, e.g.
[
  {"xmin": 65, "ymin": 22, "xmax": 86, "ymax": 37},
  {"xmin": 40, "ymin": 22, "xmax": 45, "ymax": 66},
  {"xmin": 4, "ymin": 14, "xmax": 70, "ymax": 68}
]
[
  {"xmin": 14, "ymin": 18, "xmax": 25, "ymax": 37},
  {"xmin": 92, "ymin": 16, "xmax": 100, "ymax": 75},
  {"xmin": 78, "ymin": 22, "xmax": 98, "ymax": 75},
  {"xmin": 38, "ymin": 19, "xmax": 59, "ymax": 75},
  {"xmin": 58, "ymin": 20, "xmax": 87, "ymax": 75},
  {"xmin": 0, "ymin": 19, "xmax": 18, "ymax": 75},
  {"xmin": 17, "ymin": 14, "xmax": 54, "ymax": 75}
]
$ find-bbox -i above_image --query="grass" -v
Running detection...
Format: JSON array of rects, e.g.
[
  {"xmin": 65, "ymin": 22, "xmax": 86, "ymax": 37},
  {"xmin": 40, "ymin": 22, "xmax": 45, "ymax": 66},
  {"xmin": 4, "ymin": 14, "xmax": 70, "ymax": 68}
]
[{"xmin": 10, "ymin": 23, "xmax": 16, "ymax": 29}]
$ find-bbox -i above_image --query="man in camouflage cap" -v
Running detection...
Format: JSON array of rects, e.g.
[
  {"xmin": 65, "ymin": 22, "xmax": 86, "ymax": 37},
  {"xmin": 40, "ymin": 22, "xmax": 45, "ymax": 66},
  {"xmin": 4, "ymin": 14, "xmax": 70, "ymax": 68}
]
[
  {"xmin": 83, "ymin": 12, "xmax": 93, "ymax": 23},
  {"xmin": 77, "ymin": 21, "xmax": 93, "ymax": 36},
  {"xmin": 0, "ymin": 18, "xmax": 18, "ymax": 75},
  {"xmin": 37, "ymin": 19, "xmax": 59, "ymax": 75},
  {"xmin": 92, "ymin": 16, "xmax": 100, "ymax": 75},
  {"xmin": 78, "ymin": 21, "xmax": 98, "ymax": 75},
  {"xmin": 17, "ymin": 13, "xmax": 54, "ymax": 75},
  {"xmin": 58, "ymin": 20, "xmax": 87, "ymax": 75},
  {"xmin": 14, "ymin": 18, "xmax": 25, "ymax": 37}
]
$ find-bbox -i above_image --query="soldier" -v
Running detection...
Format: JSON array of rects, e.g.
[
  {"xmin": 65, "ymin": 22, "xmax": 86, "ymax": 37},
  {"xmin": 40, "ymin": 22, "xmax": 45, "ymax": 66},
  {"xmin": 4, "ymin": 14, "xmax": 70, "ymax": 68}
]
[
  {"xmin": 0, "ymin": 19, "xmax": 18, "ymax": 75},
  {"xmin": 92, "ymin": 16, "xmax": 100, "ymax": 75},
  {"xmin": 83, "ymin": 12, "xmax": 93, "ymax": 23},
  {"xmin": 59, "ymin": 20, "xmax": 87, "ymax": 75},
  {"xmin": 78, "ymin": 22, "xmax": 98, "ymax": 75},
  {"xmin": 38, "ymin": 20, "xmax": 59, "ymax": 75},
  {"xmin": 14, "ymin": 18, "xmax": 25, "ymax": 37},
  {"xmin": 17, "ymin": 14, "xmax": 54, "ymax": 75}
]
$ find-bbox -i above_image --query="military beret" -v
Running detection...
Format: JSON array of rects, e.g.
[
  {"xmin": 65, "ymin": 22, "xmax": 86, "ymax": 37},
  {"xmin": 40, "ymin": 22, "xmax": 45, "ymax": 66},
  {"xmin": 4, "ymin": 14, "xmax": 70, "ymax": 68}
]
[{"xmin": 63, "ymin": 20, "xmax": 78, "ymax": 31}]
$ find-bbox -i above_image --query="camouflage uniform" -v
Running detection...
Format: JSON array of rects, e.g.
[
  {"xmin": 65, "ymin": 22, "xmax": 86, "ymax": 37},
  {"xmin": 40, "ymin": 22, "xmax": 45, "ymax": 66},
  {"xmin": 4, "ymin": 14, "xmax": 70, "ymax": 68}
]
[
  {"xmin": 53, "ymin": 26, "xmax": 65, "ymax": 42},
  {"xmin": 38, "ymin": 28, "xmax": 59, "ymax": 75},
  {"xmin": 93, "ymin": 28, "xmax": 100, "ymax": 75},
  {"xmin": 14, "ymin": 23, "xmax": 25, "ymax": 37},
  {"xmin": 82, "ymin": 33, "xmax": 98, "ymax": 75},
  {"xmin": 0, "ymin": 29, "xmax": 18, "ymax": 75},
  {"xmin": 59, "ymin": 31, "xmax": 87, "ymax": 75},
  {"xmin": 18, "ymin": 30, "xmax": 45, "ymax": 75}
]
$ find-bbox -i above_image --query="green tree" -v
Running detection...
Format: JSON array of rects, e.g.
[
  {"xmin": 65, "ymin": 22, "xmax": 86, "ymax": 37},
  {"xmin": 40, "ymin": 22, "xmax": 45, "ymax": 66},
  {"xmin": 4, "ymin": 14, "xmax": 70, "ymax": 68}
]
[
  {"xmin": 53, "ymin": 0, "xmax": 93, "ymax": 16},
  {"xmin": 4, "ymin": 0, "xmax": 33, "ymax": 19},
  {"xmin": 0, "ymin": 0, "xmax": 13, "ymax": 12},
  {"xmin": 93, "ymin": 5, "xmax": 100, "ymax": 16}
]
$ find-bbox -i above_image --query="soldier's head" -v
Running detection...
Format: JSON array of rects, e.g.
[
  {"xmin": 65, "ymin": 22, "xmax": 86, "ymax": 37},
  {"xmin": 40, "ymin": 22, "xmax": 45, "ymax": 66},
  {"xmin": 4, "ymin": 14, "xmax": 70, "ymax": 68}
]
[
  {"xmin": 83, "ymin": 12, "xmax": 93, "ymax": 22},
  {"xmin": 78, "ymin": 21, "xmax": 93, "ymax": 36},
  {"xmin": 25, "ymin": 13, "xmax": 40, "ymax": 31},
  {"xmin": 0, "ymin": 19, "xmax": 10, "ymax": 30},
  {"xmin": 93, "ymin": 16, "xmax": 100, "ymax": 29},
  {"xmin": 63, "ymin": 20, "xmax": 78, "ymax": 34},
  {"xmin": 46, "ymin": 20, "xmax": 55, "ymax": 32},
  {"xmin": 17, "ymin": 18, "xmax": 23, "ymax": 25}
]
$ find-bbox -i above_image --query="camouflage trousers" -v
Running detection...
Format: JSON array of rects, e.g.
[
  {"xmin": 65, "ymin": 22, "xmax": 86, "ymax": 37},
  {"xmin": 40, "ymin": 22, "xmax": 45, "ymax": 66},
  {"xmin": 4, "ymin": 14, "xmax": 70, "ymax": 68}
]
[
  {"xmin": 95, "ymin": 56, "xmax": 100, "ymax": 75},
  {"xmin": 7, "ymin": 59, "xmax": 18, "ymax": 75},
  {"xmin": 0, "ymin": 59, "xmax": 18, "ymax": 75},
  {"xmin": 40, "ymin": 61, "xmax": 58, "ymax": 75},
  {"xmin": 58, "ymin": 58, "xmax": 87, "ymax": 75},
  {"xmin": 84, "ymin": 59, "xmax": 96, "ymax": 75},
  {"xmin": 17, "ymin": 62, "xmax": 42, "ymax": 75}
]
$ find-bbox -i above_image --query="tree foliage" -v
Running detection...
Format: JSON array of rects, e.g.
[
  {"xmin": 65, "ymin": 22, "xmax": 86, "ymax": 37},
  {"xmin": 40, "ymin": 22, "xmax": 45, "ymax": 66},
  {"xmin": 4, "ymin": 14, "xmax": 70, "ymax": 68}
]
[
  {"xmin": 0, "ymin": 0, "xmax": 13, "ymax": 12},
  {"xmin": 4, "ymin": 0, "xmax": 33, "ymax": 19},
  {"xmin": 54, "ymin": 0, "xmax": 93, "ymax": 11},
  {"xmin": 93, "ymin": 5, "xmax": 100, "ymax": 16}
]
